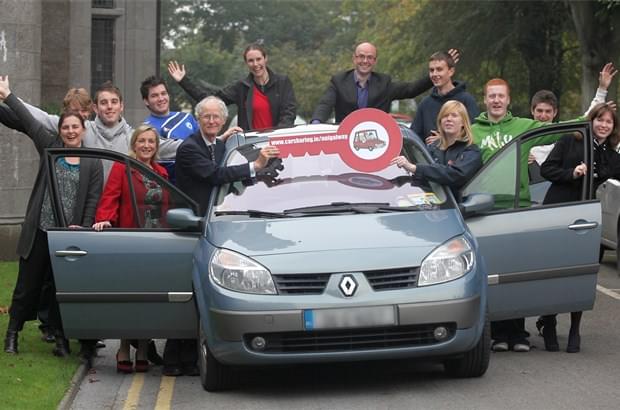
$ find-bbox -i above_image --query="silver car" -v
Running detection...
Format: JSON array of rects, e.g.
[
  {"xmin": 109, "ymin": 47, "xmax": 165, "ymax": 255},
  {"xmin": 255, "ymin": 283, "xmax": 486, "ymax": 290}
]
[
  {"xmin": 597, "ymin": 178, "xmax": 620, "ymax": 270},
  {"xmin": 46, "ymin": 121, "xmax": 600, "ymax": 391}
]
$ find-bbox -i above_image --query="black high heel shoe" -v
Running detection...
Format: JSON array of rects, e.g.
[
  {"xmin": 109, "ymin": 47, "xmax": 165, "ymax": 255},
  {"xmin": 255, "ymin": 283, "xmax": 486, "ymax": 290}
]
[{"xmin": 566, "ymin": 331, "xmax": 581, "ymax": 353}]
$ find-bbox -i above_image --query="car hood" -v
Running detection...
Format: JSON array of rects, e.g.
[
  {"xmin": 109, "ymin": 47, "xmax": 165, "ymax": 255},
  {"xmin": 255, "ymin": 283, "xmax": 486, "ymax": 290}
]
[{"xmin": 207, "ymin": 210, "xmax": 466, "ymax": 272}]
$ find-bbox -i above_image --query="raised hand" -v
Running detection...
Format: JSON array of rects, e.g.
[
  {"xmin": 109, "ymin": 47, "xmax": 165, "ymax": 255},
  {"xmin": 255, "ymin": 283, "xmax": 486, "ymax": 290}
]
[
  {"xmin": 599, "ymin": 63, "xmax": 617, "ymax": 91},
  {"xmin": 0, "ymin": 75, "xmax": 11, "ymax": 100},
  {"xmin": 167, "ymin": 61, "xmax": 186, "ymax": 83}
]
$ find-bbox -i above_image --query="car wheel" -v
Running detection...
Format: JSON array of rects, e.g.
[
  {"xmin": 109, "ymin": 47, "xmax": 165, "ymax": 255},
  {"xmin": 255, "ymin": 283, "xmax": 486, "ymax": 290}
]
[
  {"xmin": 354, "ymin": 146, "xmax": 359, "ymax": 151},
  {"xmin": 198, "ymin": 319, "xmax": 236, "ymax": 391},
  {"xmin": 368, "ymin": 146, "xmax": 374, "ymax": 151},
  {"xmin": 600, "ymin": 245, "xmax": 606, "ymax": 263},
  {"xmin": 444, "ymin": 317, "xmax": 490, "ymax": 378}
]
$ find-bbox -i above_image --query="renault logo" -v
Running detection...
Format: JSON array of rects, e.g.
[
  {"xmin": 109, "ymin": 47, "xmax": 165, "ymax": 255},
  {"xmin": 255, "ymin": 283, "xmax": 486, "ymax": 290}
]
[{"xmin": 339, "ymin": 275, "xmax": 358, "ymax": 297}]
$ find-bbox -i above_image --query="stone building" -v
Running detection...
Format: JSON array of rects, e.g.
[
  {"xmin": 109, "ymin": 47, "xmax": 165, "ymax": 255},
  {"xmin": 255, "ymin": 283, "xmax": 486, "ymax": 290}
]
[{"xmin": 0, "ymin": 0, "xmax": 160, "ymax": 259}]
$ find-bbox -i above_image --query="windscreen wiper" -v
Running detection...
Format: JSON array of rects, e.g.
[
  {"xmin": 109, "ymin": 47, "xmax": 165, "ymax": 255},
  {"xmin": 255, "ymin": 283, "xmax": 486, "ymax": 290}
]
[
  {"xmin": 282, "ymin": 202, "xmax": 424, "ymax": 215},
  {"xmin": 214, "ymin": 209, "xmax": 290, "ymax": 218}
]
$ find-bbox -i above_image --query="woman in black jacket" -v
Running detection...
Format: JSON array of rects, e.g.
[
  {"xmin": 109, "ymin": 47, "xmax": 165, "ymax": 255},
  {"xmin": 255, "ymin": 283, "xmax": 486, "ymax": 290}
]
[
  {"xmin": 391, "ymin": 100, "xmax": 482, "ymax": 198},
  {"xmin": 0, "ymin": 76, "xmax": 103, "ymax": 357},
  {"xmin": 539, "ymin": 103, "xmax": 620, "ymax": 353},
  {"xmin": 168, "ymin": 43, "xmax": 297, "ymax": 131}
]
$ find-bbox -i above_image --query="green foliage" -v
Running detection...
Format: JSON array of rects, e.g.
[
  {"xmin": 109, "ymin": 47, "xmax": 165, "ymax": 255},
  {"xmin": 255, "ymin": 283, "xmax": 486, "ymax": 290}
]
[
  {"xmin": 0, "ymin": 262, "xmax": 80, "ymax": 409},
  {"xmin": 160, "ymin": 0, "xmax": 612, "ymax": 123}
]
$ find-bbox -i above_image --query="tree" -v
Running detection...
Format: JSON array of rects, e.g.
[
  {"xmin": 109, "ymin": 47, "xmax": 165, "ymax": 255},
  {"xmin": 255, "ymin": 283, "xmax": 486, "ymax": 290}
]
[{"xmin": 569, "ymin": 0, "xmax": 620, "ymax": 111}]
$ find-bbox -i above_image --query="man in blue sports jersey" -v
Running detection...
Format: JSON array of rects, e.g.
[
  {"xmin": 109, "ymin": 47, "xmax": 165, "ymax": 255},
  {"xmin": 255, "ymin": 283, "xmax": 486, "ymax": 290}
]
[
  {"xmin": 141, "ymin": 76, "xmax": 199, "ymax": 182},
  {"xmin": 141, "ymin": 75, "xmax": 199, "ymax": 140}
]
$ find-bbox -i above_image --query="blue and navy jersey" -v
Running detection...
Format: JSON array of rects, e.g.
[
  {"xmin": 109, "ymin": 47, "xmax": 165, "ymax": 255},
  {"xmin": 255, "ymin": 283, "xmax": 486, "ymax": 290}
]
[{"xmin": 144, "ymin": 111, "xmax": 198, "ymax": 140}]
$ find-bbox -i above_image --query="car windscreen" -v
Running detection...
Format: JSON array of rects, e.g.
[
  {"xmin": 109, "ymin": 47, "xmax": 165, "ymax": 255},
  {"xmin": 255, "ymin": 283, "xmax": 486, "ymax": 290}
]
[{"xmin": 212, "ymin": 136, "xmax": 452, "ymax": 215}]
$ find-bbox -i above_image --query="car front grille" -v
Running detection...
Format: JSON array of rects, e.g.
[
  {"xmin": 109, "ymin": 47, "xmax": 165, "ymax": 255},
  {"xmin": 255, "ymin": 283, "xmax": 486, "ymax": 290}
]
[
  {"xmin": 364, "ymin": 268, "xmax": 418, "ymax": 291},
  {"xmin": 245, "ymin": 323, "xmax": 455, "ymax": 353},
  {"xmin": 273, "ymin": 273, "xmax": 330, "ymax": 295}
]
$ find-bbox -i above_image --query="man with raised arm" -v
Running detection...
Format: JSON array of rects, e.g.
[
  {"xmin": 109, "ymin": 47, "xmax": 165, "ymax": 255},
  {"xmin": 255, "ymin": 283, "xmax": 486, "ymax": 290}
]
[{"xmin": 311, "ymin": 42, "xmax": 447, "ymax": 123}]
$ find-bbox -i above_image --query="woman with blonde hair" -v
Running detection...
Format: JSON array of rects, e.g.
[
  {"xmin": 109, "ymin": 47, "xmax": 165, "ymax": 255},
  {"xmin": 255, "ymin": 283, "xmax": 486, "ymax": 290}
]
[
  {"xmin": 391, "ymin": 100, "xmax": 482, "ymax": 196},
  {"xmin": 92, "ymin": 124, "xmax": 169, "ymax": 372}
]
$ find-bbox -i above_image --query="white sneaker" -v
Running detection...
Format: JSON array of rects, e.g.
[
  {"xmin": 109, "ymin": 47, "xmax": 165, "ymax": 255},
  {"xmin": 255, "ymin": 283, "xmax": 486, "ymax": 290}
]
[
  {"xmin": 512, "ymin": 343, "xmax": 530, "ymax": 352},
  {"xmin": 492, "ymin": 341, "xmax": 509, "ymax": 352}
]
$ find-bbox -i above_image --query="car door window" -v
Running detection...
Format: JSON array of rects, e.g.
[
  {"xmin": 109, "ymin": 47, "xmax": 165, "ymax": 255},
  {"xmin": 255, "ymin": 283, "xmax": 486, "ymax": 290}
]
[
  {"xmin": 47, "ymin": 150, "xmax": 198, "ymax": 229},
  {"xmin": 463, "ymin": 126, "xmax": 588, "ymax": 211}
]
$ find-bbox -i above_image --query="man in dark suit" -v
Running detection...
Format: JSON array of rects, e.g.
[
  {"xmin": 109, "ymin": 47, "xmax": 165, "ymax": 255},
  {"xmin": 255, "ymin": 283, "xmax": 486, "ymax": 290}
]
[
  {"xmin": 165, "ymin": 96, "xmax": 278, "ymax": 376},
  {"xmin": 176, "ymin": 96, "xmax": 279, "ymax": 215},
  {"xmin": 311, "ymin": 42, "xmax": 433, "ymax": 123}
]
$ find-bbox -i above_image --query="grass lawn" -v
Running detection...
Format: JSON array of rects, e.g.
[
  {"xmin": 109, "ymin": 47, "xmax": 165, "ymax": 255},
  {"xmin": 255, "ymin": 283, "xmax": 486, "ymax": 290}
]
[{"xmin": 0, "ymin": 261, "xmax": 81, "ymax": 409}]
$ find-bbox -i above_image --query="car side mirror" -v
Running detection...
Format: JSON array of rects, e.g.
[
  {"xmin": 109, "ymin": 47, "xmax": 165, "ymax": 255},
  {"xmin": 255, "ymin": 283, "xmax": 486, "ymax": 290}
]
[
  {"xmin": 166, "ymin": 208, "xmax": 203, "ymax": 231},
  {"xmin": 459, "ymin": 193, "xmax": 494, "ymax": 218}
]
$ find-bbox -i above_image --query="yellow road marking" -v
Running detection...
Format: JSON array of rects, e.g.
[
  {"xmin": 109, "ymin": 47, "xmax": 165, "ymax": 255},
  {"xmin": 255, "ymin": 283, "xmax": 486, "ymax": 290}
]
[
  {"xmin": 123, "ymin": 373, "xmax": 145, "ymax": 410},
  {"xmin": 154, "ymin": 376, "xmax": 176, "ymax": 410}
]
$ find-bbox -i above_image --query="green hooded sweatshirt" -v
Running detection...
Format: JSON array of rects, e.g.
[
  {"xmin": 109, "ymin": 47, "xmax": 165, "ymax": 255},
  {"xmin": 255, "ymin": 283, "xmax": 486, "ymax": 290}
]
[
  {"xmin": 472, "ymin": 111, "xmax": 547, "ymax": 163},
  {"xmin": 472, "ymin": 111, "xmax": 559, "ymax": 207}
]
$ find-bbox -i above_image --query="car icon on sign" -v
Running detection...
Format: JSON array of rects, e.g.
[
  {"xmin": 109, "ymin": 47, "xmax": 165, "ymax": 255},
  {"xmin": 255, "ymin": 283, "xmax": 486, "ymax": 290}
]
[{"xmin": 353, "ymin": 129, "xmax": 386, "ymax": 151}]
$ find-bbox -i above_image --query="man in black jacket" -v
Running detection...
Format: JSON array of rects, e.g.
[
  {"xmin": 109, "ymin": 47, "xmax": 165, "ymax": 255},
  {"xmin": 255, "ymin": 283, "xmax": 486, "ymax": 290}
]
[{"xmin": 311, "ymin": 42, "xmax": 433, "ymax": 123}]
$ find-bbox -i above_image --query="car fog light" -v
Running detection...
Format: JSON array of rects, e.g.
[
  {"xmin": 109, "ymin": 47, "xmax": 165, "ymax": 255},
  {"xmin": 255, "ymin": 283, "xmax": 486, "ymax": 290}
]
[
  {"xmin": 251, "ymin": 336, "xmax": 267, "ymax": 351},
  {"xmin": 434, "ymin": 326, "xmax": 448, "ymax": 341}
]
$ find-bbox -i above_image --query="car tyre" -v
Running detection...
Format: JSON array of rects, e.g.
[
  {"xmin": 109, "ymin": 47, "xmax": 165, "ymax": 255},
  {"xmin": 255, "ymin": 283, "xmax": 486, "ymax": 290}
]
[
  {"xmin": 444, "ymin": 317, "xmax": 490, "ymax": 378},
  {"xmin": 198, "ymin": 319, "xmax": 236, "ymax": 391},
  {"xmin": 599, "ymin": 245, "xmax": 606, "ymax": 263}
]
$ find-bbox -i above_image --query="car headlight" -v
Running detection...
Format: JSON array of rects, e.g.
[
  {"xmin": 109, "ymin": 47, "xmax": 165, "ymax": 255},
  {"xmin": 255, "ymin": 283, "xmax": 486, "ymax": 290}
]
[
  {"xmin": 209, "ymin": 249, "xmax": 277, "ymax": 294},
  {"xmin": 418, "ymin": 236, "xmax": 475, "ymax": 286}
]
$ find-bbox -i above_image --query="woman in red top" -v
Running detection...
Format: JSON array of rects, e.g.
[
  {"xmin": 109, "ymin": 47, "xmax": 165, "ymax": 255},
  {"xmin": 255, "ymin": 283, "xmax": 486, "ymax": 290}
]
[{"xmin": 93, "ymin": 124, "xmax": 168, "ymax": 373}]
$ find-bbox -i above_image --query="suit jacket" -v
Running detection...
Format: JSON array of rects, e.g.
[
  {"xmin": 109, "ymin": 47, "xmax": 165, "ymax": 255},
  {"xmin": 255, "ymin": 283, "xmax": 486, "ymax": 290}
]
[
  {"xmin": 175, "ymin": 132, "xmax": 252, "ymax": 215},
  {"xmin": 2, "ymin": 94, "xmax": 103, "ymax": 259},
  {"xmin": 312, "ymin": 69, "xmax": 432, "ymax": 123}
]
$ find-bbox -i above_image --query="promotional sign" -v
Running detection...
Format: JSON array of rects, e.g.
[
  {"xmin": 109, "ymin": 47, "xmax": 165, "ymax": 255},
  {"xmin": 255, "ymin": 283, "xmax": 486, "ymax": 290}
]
[{"xmin": 268, "ymin": 108, "xmax": 403, "ymax": 172}]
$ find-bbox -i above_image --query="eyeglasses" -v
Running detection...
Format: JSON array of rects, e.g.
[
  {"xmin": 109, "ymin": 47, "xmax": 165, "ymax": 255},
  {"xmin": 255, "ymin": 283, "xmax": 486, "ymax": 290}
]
[
  {"xmin": 355, "ymin": 54, "xmax": 376, "ymax": 62},
  {"xmin": 199, "ymin": 114, "xmax": 221, "ymax": 121}
]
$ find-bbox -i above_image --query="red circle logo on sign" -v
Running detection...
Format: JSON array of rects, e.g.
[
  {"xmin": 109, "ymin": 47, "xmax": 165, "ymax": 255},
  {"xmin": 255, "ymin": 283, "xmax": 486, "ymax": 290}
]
[{"xmin": 338, "ymin": 108, "xmax": 403, "ymax": 172}]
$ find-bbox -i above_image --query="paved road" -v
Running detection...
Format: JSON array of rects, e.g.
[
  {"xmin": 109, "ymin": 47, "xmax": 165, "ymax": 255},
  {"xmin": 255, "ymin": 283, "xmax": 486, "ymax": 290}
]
[{"xmin": 69, "ymin": 256, "xmax": 620, "ymax": 410}]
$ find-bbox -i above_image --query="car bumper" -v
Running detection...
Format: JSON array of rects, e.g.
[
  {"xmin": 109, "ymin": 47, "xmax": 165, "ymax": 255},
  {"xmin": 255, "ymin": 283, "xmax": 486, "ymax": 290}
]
[{"xmin": 207, "ymin": 295, "xmax": 482, "ymax": 365}]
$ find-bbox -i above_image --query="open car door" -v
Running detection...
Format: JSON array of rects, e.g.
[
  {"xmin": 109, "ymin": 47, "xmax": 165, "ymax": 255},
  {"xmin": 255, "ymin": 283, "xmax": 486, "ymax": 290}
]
[
  {"xmin": 462, "ymin": 122, "xmax": 600, "ymax": 320},
  {"xmin": 45, "ymin": 148, "xmax": 200, "ymax": 339}
]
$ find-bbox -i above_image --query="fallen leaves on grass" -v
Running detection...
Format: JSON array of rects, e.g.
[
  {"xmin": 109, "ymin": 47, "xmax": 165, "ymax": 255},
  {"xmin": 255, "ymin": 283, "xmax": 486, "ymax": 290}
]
[{"xmin": 0, "ymin": 305, "xmax": 9, "ymax": 314}]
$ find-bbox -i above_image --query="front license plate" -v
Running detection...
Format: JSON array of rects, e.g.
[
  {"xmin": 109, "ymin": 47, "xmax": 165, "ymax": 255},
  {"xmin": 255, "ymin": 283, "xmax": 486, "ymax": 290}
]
[{"xmin": 303, "ymin": 305, "xmax": 396, "ymax": 330}]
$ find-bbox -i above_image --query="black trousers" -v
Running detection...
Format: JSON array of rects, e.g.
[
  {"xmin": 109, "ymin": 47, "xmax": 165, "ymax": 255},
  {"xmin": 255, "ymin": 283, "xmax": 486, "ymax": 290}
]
[
  {"xmin": 37, "ymin": 276, "xmax": 54, "ymax": 331},
  {"xmin": 491, "ymin": 318, "xmax": 530, "ymax": 346},
  {"xmin": 8, "ymin": 229, "xmax": 63, "ymax": 333},
  {"xmin": 163, "ymin": 339, "xmax": 197, "ymax": 366}
]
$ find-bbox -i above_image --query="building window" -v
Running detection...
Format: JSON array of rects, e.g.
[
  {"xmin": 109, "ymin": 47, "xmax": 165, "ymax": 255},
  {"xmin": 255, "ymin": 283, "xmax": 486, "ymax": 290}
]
[
  {"xmin": 91, "ymin": 17, "xmax": 115, "ymax": 92},
  {"xmin": 92, "ymin": 0, "xmax": 115, "ymax": 8}
]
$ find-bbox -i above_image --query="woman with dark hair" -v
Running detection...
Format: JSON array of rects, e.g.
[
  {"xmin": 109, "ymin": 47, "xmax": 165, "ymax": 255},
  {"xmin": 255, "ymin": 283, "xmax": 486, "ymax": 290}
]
[
  {"xmin": 0, "ymin": 76, "xmax": 103, "ymax": 357},
  {"xmin": 539, "ymin": 102, "xmax": 620, "ymax": 353},
  {"xmin": 168, "ymin": 43, "xmax": 297, "ymax": 131}
]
